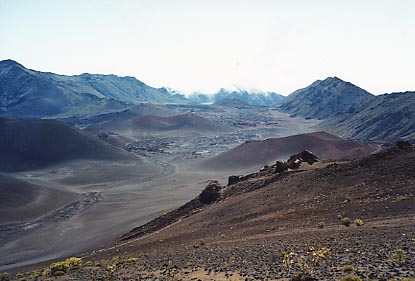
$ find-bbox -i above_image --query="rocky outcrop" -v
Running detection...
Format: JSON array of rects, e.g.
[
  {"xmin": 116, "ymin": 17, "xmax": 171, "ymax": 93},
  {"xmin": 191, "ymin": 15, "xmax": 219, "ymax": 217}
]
[
  {"xmin": 228, "ymin": 175, "xmax": 242, "ymax": 186},
  {"xmin": 288, "ymin": 150, "xmax": 320, "ymax": 165},
  {"xmin": 274, "ymin": 161, "xmax": 289, "ymax": 173},
  {"xmin": 199, "ymin": 181, "xmax": 222, "ymax": 204}
]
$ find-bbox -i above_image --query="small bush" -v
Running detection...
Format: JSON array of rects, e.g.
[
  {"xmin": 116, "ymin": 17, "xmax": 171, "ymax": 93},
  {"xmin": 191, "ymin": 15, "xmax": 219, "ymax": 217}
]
[
  {"xmin": 115, "ymin": 257, "xmax": 139, "ymax": 266},
  {"xmin": 393, "ymin": 195, "xmax": 409, "ymax": 202},
  {"xmin": 192, "ymin": 240, "xmax": 205, "ymax": 248},
  {"xmin": 341, "ymin": 217, "xmax": 352, "ymax": 227},
  {"xmin": 0, "ymin": 273, "xmax": 10, "ymax": 281},
  {"xmin": 354, "ymin": 219, "xmax": 364, "ymax": 226},
  {"xmin": 52, "ymin": 270, "xmax": 65, "ymax": 277},
  {"xmin": 343, "ymin": 265, "xmax": 356, "ymax": 272},
  {"xmin": 341, "ymin": 276, "xmax": 362, "ymax": 281},
  {"xmin": 389, "ymin": 249, "xmax": 409, "ymax": 265},
  {"xmin": 291, "ymin": 272, "xmax": 316, "ymax": 281},
  {"xmin": 49, "ymin": 257, "xmax": 82, "ymax": 275},
  {"xmin": 317, "ymin": 222, "xmax": 325, "ymax": 229},
  {"xmin": 106, "ymin": 264, "xmax": 116, "ymax": 272}
]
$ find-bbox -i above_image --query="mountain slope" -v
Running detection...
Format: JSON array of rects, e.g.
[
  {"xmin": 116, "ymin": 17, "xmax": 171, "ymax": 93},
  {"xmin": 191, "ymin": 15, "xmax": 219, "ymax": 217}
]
[
  {"xmin": 0, "ymin": 60, "xmax": 105, "ymax": 117},
  {"xmin": 201, "ymin": 131, "xmax": 375, "ymax": 170},
  {"xmin": 0, "ymin": 118, "xmax": 136, "ymax": 172},
  {"xmin": 278, "ymin": 77, "xmax": 375, "ymax": 119},
  {"xmin": 320, "ymin": 91, "xmax": 415, "ymax": 141},
  {"xmin": 0, "ymin": 60, "xmax": 186, "ymax": 118},
  {"xmin": 0, "ymin": 173, "xmax": 77, "ymax": 224}
]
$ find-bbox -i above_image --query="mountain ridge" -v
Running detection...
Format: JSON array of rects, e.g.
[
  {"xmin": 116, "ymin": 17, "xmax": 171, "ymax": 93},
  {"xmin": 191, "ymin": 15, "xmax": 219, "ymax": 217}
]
[
  {"xmin": 0, "ymin": 60, "xmax": 187, "ymax": 118},
  {"xmin": 320, "ymin": 91, "xmax": 415, "ymax": 141}
]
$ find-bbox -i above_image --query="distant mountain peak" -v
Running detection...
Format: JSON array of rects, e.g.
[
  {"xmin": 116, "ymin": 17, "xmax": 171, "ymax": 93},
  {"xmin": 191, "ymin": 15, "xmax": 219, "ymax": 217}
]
[
  {"xmin": 311, "ymin": 76, "xmax": 348, "ymax": 87},
  {"xmin": 0, "ymin": 59, "xmax": 22, "ymax": 66},
  {"xmin": 0, "ymin": 59, "xmax": 25, "ymax": 72},
  {"xmin": 279, "ymin": 76, "xmax": 374, "ymax": 119}
]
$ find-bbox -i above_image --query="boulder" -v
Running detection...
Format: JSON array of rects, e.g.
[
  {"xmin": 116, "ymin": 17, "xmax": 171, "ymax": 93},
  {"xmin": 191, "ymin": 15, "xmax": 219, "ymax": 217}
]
[
  {"xmin": 228, "ymin": 175, "xmax": 242, "ymax": 186},
  {"xmin": 274, "ymin": 161, "xmax": 288, "ymax": 173},
  {"xmin": 199, "ymin": 180, "xmax": 222, "ymax": 204}
]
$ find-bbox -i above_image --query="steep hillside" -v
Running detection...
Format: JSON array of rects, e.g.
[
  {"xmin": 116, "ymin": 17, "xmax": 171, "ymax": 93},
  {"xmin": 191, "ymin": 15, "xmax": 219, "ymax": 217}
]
[
  {"xmin": 201, "ymin": 131, "xmax": 375, "ymax": 170},
  {"xmin": 0, "ymin": 60, "xmax": 186, "ymax": 118},
  {"xmin": 0, "ymin": 118, "xmax": 136, "ymax": 172},
  {"xmin": 0, "ymin": 173, "xmax": 77, "ymax": 224},
  {"xmin": 50, "ymin": 73, "xmax": 187, "ymax": 104},
  {"xmin": 278, "ymin": 77, "xmax": 375, "ymax": 119},
  {"xmin": 0, "ymin": 60, "xmax": 105, "ymax": 117},
  {"xmin": 320, "ymin": 91, "xmax": 415, "ymax": 141}
]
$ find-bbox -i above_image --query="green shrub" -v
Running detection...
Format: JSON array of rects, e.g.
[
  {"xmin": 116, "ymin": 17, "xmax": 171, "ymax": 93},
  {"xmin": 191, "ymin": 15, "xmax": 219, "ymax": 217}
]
[
  {"xmin": 290, "ymin": 272, "xmax": 315, "ymax": 281},
  {"xmin": 49, "ymin": 257, "xmax": 82, "ymax": 275},
  {"xmin": 52, "ymin": 270, "xmax": 65, "ymax": 277},
  {"xmin": 354, "ymin": 219, "xmax": 364, "ymax": 226},
  {"xmin": 341, "ymin": 276, "xmax": 362, "ymax": 281},
  {"xmin": 388, "ymin": 249, "xmax": 409, "ymax": 265},
  {"xmin": 317, "ymin": 222, "xmax": 325, "ymax": 229},
  {"xmin": 341, "ymin": 217, "xmax": 352, "ymax": 227},
  {"xmin": 0, "ymin": 272, "xmax": 10, "ymax": 281},
  {"xmin": 343, "ymin": 265, "xmax": 356, "ymax": 272}
]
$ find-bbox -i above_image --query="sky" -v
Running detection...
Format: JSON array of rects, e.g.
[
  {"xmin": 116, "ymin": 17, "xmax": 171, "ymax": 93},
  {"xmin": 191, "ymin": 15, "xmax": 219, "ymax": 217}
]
[{"xmin": 1, "ymin": 0, "xmax": 414, "ymax": 95}]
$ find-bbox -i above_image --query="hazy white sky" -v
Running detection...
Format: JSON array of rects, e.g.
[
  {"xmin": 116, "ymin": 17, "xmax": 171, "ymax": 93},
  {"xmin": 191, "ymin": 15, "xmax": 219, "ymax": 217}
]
[{"xmin": 1, "ymin": 0, "xmax": 414, "ymax": 95}]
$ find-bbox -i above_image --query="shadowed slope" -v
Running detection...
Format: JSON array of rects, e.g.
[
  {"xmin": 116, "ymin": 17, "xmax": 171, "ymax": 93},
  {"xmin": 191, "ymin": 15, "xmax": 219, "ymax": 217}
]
[
  {"xmin": 0, "ymin": 118, "xmax": 136, "ymax": 172},
  {"xmin": 320, "ymin": 91, "xmax": 415, "ymax": 141}
]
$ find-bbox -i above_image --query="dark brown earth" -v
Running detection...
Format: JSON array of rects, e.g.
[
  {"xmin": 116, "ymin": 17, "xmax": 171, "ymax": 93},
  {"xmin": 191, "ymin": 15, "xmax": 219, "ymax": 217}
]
[
  {"xmin": 4, "ymin": 144, "xmax": 415, "ymax": 280},
  {"xmin": 201, "ymin": 131, "xmax": 376, "ymax": 170}
]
